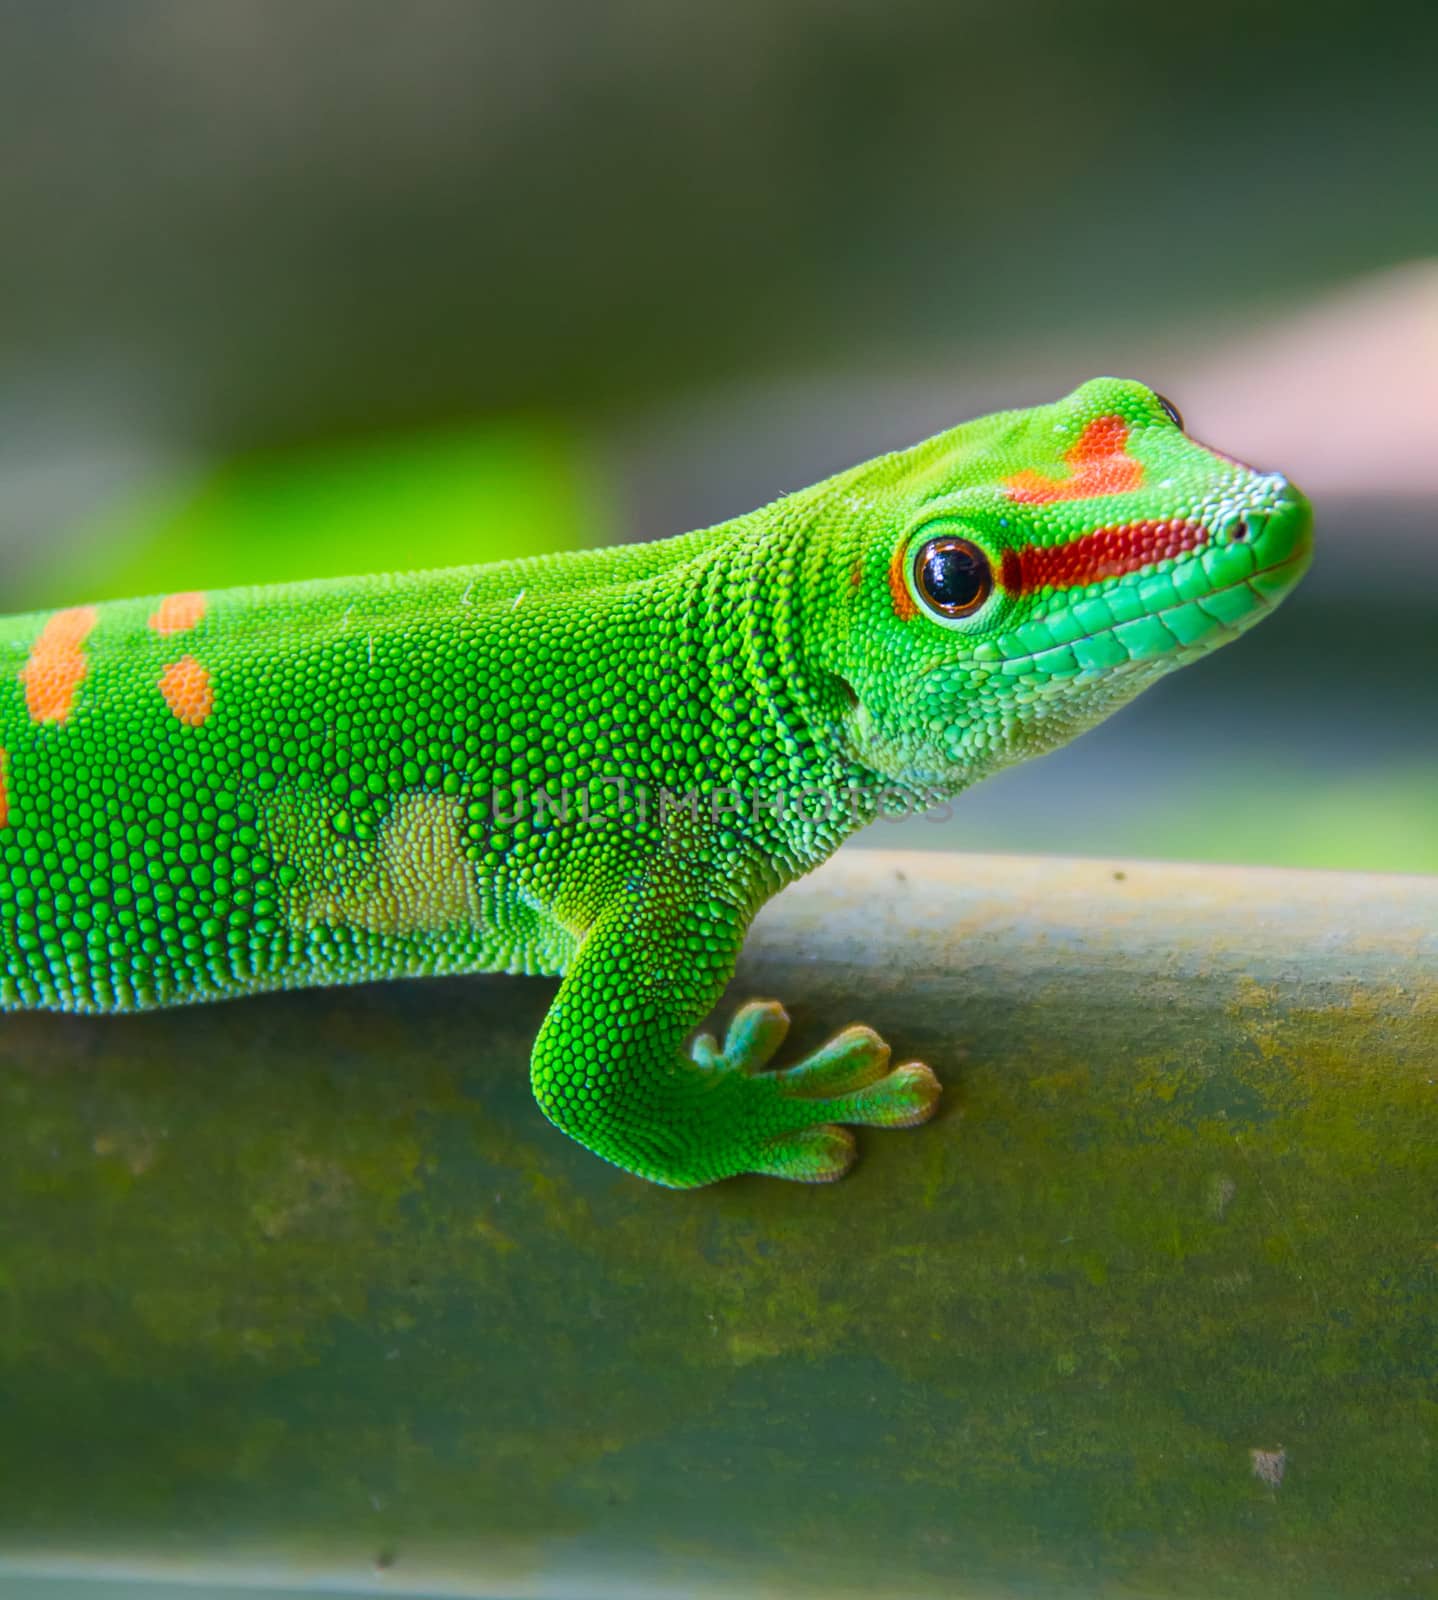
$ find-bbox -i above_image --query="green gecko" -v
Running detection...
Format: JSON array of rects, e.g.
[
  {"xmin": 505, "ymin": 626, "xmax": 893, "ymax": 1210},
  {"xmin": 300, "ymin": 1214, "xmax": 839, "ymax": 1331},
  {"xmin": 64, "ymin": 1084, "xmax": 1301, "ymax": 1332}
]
[{"xmin": 0, "ymin": 379, "xmax": 1312, "ymax": 1187}]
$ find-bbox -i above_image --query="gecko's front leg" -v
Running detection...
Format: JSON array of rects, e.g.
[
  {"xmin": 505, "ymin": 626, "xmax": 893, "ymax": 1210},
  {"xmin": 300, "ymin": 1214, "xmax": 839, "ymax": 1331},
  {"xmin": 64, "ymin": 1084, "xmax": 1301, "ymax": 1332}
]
[{"xmin": 529, "ymin": 871, "xmax": 939, "ymax": 1188}]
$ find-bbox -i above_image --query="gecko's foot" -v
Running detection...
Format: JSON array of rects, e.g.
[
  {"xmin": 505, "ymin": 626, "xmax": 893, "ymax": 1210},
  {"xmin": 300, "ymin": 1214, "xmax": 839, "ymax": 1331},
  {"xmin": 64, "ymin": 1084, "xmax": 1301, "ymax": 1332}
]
[{"xmin": 691, "ymin": 1000, "xmax": 941, "ymax": 1182}]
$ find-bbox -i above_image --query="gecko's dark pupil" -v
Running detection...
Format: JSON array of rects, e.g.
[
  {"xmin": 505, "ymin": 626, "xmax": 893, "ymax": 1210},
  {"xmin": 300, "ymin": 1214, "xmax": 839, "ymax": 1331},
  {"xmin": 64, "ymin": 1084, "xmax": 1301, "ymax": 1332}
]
[{"xmin": 916, "ymin": 537, "xmax": 992, "ymax": 618}]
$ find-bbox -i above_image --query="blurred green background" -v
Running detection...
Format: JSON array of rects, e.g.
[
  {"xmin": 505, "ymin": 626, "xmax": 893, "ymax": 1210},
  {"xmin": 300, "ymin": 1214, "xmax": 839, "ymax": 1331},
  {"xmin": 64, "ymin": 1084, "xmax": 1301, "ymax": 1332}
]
[{"xmin": 0, "ymin": 0, "xmax": 1434, "ymax": 871}]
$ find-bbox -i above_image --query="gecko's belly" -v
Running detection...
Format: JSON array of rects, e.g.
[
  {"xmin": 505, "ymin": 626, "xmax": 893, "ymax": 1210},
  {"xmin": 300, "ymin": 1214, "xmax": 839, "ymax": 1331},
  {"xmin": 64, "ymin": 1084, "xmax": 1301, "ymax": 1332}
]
[
  {"xmin": 0, "ymin": 775, "xmax": 573, "ymax": 1013},
  {"xmin": 0, "ymin": 887, "xmax": 568, "ymax": 1014}
]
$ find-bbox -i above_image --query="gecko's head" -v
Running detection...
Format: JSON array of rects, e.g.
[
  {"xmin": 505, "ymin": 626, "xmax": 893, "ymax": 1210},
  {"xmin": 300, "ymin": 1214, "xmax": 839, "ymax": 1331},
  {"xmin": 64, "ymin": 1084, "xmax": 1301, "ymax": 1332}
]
[{"xmin": 823, "ymin": 377, "xmax": 1313, "ymax": 790}]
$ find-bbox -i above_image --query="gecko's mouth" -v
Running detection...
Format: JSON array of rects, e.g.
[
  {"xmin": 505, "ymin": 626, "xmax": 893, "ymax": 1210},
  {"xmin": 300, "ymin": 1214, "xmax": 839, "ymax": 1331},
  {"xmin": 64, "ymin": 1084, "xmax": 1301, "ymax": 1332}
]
[
  {"xmin": 1058, "ymin": 549, "xmax": 1308, "ymax": 676},
  {"xmin": 921, "ymin": 530, "xmax": 1312, "ymax": 783},
  {"xmin": 1019, "ymin": 488, "xmax": 1313, "ymax": 679},
  {"xmin": 1255, "ymin": 538, "xmax": 1314, "ymax": 582},
  {"xmin": 920, "ymin": 509, "xmax": 1313, "ymax": 712}
]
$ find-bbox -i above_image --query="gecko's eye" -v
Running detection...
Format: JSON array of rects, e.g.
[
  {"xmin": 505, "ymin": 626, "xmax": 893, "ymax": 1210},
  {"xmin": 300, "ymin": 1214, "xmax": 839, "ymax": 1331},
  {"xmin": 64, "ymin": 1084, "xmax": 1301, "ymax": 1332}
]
[
  {"xmin": 914, "ymin": 537, "xmax": 993, "ymax": 619},
  {"xmin": 1155, "ymin": 393, "xmax": 1185, "ymax": 430}
]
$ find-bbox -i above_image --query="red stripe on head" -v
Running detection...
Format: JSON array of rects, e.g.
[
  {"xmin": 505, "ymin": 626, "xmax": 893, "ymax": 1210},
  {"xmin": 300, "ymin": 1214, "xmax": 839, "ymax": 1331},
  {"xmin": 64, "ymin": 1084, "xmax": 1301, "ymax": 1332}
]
[
  {"xmin": 1003, "ymin": 414, "xmax": 1145, "ymax": 505},
  {"xmin": 1001, "ymin": 519, "xmax": 1209, "ymax": 595},
  {"xmin": 1068, "ymin": 413, "xmax": 1129, "ymax": 463}
]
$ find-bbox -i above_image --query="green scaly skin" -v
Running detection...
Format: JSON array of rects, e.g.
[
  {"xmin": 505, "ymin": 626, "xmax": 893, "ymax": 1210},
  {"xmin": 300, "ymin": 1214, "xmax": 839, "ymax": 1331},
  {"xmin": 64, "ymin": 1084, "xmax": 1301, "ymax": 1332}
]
[{"xmin": 0, "ymin": 380, "xmax": 1312, "ymax": 1187}]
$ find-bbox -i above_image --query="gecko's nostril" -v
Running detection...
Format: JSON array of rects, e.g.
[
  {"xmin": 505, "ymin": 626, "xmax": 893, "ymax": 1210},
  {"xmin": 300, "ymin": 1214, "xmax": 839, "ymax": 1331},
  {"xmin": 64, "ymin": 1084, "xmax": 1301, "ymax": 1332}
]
[{"xmin": 1230, "ymin": 519, "xmax": 1250, "ymax": 542}]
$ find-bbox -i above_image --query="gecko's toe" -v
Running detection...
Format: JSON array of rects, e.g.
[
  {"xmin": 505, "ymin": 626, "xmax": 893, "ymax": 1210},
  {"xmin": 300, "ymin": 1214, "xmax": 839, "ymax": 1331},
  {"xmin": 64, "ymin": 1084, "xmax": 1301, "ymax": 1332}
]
[
  {"xmin": 777, "ymin": 1023, "xmax": 891, "ymax": 1097},
  {"xmin": 758, "ymin": 1037, "xmax": 940, "ymax": 1177},
  {"xmin": 707, "ymin": 999, "xmax": 790, "ymax": 1074},
  {"xmin": 845, "ymin": 1060, "xmax": 942, "ymax": 1127},
  {"xmin": 751, "ymin": 1124, "xmax": 857, "ymax": 1182},
  {"xmin": 693, "ymin": 1004, "xmax": 942, "ymax": 1183}
]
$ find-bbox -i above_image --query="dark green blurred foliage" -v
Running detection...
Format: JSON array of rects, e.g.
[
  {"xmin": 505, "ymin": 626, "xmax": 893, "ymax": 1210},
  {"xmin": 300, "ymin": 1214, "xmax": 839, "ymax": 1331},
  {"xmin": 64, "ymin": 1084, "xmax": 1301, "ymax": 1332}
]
[
  {"xmin": 26, "ymin": 422, "xmax": 601, "ymax": 610},
  {"xmin": 1, "ymin": 1, "xmax": 1435, "ymax": 444}
]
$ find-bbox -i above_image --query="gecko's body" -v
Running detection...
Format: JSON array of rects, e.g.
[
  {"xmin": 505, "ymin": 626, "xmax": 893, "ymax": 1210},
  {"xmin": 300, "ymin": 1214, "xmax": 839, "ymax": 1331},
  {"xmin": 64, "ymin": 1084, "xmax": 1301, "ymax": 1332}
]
[{"xmin": 0, "ymin": 380, "xmax": 1312, "ymax": 1185}]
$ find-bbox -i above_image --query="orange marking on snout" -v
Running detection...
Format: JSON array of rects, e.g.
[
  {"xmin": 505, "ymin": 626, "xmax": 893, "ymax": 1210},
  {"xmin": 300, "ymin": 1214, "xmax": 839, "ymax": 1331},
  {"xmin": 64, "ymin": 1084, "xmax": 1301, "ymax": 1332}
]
[
  {"xmin": 21, "ymin": 605, "xmax": 99, "ymax": 725},
  {"xmin": 159, "ymin": 654, "xmax": 214, "ymax": 727},
  {"xmin": 849, "ymin": 561, "xmax": 863, "ymax": 589},
  {"xmin": 887, "ymin": 542, "xmax": 917, "ymax": 620},
  {"xmin": 1003, "ymin": 414, "xmax": 1145, "ymax": 505},
  {"xmin": 0, "ymin": 748, "xmax": 10, "ymax": 828},
  {"xmin": 149, "ymin": 591, "xmax": 207, "ymax": 635}
]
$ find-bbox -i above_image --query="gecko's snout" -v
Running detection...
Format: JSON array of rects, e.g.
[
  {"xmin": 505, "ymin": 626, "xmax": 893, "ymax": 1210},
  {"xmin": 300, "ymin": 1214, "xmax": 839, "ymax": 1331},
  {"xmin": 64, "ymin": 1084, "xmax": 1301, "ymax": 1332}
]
[{"xmin": 1244, "ymin": 476, "xmax": 1314, "ymax": 598}]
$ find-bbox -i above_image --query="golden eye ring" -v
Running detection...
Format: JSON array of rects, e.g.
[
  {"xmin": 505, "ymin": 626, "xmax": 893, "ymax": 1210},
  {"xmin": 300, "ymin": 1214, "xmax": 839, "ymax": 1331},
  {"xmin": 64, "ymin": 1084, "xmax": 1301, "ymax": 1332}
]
[{"xmin": 914, "ymin": 537, "xmax": 993, "ymax": 619}]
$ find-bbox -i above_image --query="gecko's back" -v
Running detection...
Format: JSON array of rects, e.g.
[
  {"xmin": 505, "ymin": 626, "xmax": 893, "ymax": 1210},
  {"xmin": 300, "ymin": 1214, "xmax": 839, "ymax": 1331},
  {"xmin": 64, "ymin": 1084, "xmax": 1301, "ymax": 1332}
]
[{"xmin": 0, "ymin": 527, "xmax": 753, "ymax": 1011}]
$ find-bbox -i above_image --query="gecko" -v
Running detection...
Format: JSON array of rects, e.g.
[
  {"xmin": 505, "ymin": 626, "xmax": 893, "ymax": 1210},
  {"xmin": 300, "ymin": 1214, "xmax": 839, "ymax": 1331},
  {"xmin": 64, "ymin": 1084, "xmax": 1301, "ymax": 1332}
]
[{"xmin": 0, "ymin": 379, "xmax": 1312, "ymax": 1187}]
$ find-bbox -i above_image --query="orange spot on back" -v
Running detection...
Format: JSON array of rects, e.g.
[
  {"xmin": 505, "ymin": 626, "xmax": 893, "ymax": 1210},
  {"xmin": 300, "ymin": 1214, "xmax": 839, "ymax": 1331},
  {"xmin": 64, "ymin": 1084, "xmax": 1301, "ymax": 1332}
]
[
  {"xmin": 887, "ymin": 542, "xmax": 917, "ymax": 621},
  {"xmin": 1003, "ymin": 414, "xmax": 1145, "ymax": 505},
  {"xmin": 21, "ymin": 605, "xmax": 99, "ymax": 724},
  {"xmin": 149, "ymin": 591, "xmax": 207, "ymax": 635},
  {"xmin": 0, "ymin": 748, "xmax": 10, "ymax": 828},
  {"xmin": 159, "ymin": 654, "xmax": 214, "ymax": 727}
]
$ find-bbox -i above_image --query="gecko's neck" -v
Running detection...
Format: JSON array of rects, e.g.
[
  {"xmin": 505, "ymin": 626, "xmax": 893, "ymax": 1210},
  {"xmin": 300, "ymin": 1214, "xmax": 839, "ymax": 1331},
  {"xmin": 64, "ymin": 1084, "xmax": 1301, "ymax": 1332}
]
[{"xmin": 698, "ymin": 499, "xmax": 944, "ymax": 876}]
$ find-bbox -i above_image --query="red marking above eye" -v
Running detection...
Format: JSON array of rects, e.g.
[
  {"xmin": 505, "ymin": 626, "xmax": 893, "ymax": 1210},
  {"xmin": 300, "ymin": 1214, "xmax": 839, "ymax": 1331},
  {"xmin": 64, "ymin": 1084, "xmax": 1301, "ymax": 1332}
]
[
  {"xmin": 1000, "ymin": 518, "xmax": 1209, "ymax": 594},
  {"xmin": 1003, "ymin": 414, "xmax": 1145, "ymax": 505}
]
